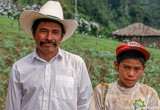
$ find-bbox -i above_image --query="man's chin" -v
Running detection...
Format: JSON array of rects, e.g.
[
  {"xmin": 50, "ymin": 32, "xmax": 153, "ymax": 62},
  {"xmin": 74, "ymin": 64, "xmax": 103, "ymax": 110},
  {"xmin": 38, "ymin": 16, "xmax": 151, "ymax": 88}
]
[{"xmin": 38, "ymin": 47, "xmax": 58, "ymax": 53}]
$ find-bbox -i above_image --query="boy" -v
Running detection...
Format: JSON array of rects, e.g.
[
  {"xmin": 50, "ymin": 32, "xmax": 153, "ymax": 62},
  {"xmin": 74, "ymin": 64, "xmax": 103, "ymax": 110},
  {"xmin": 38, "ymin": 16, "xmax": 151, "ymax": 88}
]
[{"xmin": 89, "ymin": 41, "xmax": 160, "ymax": 110}]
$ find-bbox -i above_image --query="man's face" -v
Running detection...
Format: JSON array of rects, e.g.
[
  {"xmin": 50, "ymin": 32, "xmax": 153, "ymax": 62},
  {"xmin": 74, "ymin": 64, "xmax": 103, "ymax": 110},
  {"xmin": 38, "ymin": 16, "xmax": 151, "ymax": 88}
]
[
  {"xmin": 114, "ymin": 59, "xmax": 145, "ymax": 88},
  {"xmin": 33, "ymin": 21, "xmax": 63, "ymax": 56}
]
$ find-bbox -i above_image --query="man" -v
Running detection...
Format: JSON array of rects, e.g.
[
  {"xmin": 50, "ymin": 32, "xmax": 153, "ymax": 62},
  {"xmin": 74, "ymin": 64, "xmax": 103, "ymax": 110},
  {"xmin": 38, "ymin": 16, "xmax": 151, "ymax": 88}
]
[
  {"xmin": 6, "ymin": 1, "xmax": 93, "ymax": 110},
  {"xmin": 89, "ymin": 41, "xmax": 160, "ymax": 110}
]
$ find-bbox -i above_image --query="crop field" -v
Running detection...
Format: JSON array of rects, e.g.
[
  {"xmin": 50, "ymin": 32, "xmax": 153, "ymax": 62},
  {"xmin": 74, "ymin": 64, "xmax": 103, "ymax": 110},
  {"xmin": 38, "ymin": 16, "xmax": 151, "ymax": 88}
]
[{"xmin": 0, "ymin": 15, "xmax": 160, "ymax": 109}]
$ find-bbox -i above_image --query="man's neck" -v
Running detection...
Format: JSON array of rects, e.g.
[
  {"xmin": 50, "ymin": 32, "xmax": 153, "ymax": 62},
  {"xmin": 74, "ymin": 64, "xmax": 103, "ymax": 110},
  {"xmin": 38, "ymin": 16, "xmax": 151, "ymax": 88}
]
[{"xmin": 37, "ymin": 48, "xmax": 58, "ymax": 62}]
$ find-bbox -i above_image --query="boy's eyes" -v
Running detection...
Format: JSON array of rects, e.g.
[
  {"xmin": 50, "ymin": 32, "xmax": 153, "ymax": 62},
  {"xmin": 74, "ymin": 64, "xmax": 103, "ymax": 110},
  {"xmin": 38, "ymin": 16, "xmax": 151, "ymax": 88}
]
[
  {"xmin": 134, "ymin": 67, "xmax": 142, "ymax": 71},
  {"xmin": 123, "ymin": 66, "xmax": 142, "ymax": 71}
]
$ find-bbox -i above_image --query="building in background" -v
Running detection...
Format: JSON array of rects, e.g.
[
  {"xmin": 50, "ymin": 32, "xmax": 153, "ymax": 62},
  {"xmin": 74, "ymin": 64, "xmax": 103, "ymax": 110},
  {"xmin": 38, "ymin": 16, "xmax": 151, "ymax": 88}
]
[{"xmin": 112, "ymin": 23, "xmax": 160, "ymax": 48}]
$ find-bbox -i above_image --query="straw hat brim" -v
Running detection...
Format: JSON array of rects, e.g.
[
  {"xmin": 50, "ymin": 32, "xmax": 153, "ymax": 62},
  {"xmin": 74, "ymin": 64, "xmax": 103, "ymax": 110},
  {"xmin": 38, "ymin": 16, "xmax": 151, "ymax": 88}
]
[{"xmin": 19, "ymin": 10, "xmax": 78, "ymax": 42}]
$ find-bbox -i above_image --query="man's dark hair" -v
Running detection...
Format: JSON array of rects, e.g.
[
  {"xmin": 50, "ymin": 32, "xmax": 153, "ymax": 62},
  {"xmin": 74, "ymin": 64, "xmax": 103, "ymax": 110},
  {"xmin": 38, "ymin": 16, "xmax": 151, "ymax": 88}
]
[
  {"xmin": 117, "ymin": 50, "xmax": 146, "ymax": 66},
  {"xmin": 32, "ymin": 18, "xmax": 65, "ymax": 37}
]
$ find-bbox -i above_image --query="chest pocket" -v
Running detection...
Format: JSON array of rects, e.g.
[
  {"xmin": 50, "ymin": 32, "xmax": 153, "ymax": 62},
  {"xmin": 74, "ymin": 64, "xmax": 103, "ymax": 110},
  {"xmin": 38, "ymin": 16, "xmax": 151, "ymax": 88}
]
[{"xmin": 54, "ymin": 75, "xmax": 74, "ymax": 100}]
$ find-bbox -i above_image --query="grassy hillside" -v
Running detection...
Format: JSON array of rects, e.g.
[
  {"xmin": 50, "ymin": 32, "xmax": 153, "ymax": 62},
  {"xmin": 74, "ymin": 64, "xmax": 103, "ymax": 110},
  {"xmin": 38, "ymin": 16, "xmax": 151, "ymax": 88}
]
[{"xmin": 0, "ymin": 15, "xmax": 160, "ymax": 109}]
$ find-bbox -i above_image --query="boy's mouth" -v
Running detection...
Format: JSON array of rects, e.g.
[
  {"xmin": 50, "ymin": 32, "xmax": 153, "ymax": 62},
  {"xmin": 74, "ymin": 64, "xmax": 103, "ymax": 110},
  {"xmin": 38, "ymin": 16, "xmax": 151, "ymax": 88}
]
[{"xmin": 125, "ymin": 79, "xmax": 135, "ymax": 82}]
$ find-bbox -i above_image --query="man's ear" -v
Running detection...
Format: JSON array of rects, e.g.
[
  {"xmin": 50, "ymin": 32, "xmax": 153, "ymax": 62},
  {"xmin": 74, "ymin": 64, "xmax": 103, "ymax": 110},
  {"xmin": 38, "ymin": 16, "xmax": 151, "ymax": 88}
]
[
  {"xmin": 114, "ymin": 60, "xmax": 119, "ymax": 71},
  {"xmin": 32, "ymin": 29, "xmax": 35, "ymax": 39},
  {"xmin": 61, "ymin": 30, "xmax": 66, "ymax": 41}
]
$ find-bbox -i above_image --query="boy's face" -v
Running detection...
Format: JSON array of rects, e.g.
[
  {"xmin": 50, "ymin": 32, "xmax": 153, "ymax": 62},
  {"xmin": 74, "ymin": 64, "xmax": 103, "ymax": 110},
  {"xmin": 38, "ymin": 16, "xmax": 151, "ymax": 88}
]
[{"xmin": 114, "ymin": 58, "xmax": 145, "ymax": 88}]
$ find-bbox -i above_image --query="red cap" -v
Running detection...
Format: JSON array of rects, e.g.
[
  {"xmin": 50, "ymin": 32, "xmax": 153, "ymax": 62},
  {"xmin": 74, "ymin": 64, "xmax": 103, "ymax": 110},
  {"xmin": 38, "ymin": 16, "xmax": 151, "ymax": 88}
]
[{"xmin": 116, "ymin": 41, "xmax": 150, "ymax": 62}]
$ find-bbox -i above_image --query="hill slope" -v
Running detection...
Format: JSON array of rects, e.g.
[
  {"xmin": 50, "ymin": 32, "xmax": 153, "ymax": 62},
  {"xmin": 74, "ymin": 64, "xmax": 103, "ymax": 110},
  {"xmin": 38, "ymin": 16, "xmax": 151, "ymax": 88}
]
[{"xmin": 0, "ymin": 15, "xmax": 160, "ymax": 109}]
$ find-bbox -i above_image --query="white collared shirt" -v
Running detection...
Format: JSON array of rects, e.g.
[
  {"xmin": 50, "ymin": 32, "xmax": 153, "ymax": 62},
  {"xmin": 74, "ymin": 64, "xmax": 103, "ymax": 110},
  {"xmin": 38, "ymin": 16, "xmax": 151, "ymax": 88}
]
[{"xmin": 6, "ymin": 47, "xmax": 93, "ymax": 110}]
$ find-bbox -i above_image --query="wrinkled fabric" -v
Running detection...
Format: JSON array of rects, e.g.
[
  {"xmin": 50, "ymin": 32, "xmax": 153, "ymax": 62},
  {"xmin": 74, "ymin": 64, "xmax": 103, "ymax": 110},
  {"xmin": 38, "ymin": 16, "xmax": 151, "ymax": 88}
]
[
  {"xmin": 89, "ymin": 81, "xmax": 160, "ymax": 110},
  {"xmin": 6, "ymin": 47, "xmax": 93, "ymax": 110}
]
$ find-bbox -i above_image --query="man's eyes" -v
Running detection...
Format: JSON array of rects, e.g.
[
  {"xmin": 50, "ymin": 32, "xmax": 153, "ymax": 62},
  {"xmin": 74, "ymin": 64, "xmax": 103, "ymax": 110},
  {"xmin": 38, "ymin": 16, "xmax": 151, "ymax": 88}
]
[
  {"xmin": 40, "ymin": 29, "xmax": 47, "ymax": 32},
  {"xmin": 40, "ymin": 30, "xmax": 47, "ymax": 32},
  {"xmin": 39, "ymin": 30, "xmax": 60, "ymax": 35},
  {"xmin": 123, "ymin": 66, "xmax": 129, "ymax": 69},
  {"xmin": 52, "ymin": 31, "xmax": 60, "ymax": 34}
]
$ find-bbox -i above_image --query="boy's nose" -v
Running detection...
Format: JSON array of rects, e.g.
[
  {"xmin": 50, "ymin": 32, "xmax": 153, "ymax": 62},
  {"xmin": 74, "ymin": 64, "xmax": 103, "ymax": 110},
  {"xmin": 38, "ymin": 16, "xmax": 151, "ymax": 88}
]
[{"xmin": 128, "ymin": 69, "xmax": 135, "ymax": 77}]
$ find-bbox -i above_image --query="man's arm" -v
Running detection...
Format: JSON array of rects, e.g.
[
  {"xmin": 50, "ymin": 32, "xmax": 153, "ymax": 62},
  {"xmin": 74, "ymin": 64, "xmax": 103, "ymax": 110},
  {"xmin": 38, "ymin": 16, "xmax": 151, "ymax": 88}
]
[
  {"xmin": 6, "ymin": 65, "xmax": 22, "ymax": 110},
  {"xmin": 77, "ymin": 59, "xmax": 93, "ymax": 110}
]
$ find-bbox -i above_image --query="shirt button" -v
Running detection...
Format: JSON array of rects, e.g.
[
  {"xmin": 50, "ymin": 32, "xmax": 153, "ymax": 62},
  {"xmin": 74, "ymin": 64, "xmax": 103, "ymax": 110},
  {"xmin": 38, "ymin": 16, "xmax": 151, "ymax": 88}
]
[{"xmin": 46, "ymin": 90, "xmax": 49, "ymax": 95}]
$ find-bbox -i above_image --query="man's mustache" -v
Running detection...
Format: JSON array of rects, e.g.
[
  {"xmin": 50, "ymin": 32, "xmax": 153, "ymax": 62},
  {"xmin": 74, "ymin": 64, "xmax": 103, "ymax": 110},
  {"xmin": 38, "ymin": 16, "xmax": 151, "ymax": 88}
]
[{"xmin": 40, "ymin": 40, "xmax": 57, "ymax": 46}]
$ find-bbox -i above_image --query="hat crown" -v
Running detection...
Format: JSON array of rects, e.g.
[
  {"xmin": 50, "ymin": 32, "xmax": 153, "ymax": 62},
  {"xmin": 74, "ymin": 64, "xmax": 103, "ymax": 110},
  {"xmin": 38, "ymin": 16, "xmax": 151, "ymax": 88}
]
[
  {"xmin": 39, "ymin": 1, "xmax": 64, "ymax": 19},
  {"xmin": 116, "ymin": 41, "xmax": 150, "ymax": 62},
  {"xmin": 19, "ymin": 1, "xmax": 78, "ymax": 42}
]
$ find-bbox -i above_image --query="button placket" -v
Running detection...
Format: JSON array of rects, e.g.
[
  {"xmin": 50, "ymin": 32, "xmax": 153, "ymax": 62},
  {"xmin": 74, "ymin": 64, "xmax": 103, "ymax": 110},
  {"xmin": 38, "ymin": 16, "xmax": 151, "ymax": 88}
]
[{"xmin": 42, "ymin": 63, "xmax": 52, "ymax": 110}]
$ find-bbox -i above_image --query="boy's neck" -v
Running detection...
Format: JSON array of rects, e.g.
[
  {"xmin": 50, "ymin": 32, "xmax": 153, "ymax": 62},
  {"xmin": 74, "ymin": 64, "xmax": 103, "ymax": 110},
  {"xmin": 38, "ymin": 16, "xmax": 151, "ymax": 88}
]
[{"xmin": 118, "ymin": 80, "xmax": 135, "ymax": 88}]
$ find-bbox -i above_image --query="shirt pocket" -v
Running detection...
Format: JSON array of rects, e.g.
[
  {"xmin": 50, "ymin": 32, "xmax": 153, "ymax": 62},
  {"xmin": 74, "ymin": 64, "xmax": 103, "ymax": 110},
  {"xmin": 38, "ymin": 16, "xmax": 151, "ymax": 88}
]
[{"xmin": 54, "ymin": 75, "xmax": 74, "ymax": 100}]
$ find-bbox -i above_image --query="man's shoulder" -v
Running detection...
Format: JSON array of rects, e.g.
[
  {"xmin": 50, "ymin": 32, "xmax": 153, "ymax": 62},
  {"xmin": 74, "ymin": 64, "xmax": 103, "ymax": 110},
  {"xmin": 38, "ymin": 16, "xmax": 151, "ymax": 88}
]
[
  {"xmin": 61, "ymin": 49, "xmax": 83, "ymax": 61},
  {"xmin": 13, "ymin": 52, "xmax": 33, "ymax": 66}
]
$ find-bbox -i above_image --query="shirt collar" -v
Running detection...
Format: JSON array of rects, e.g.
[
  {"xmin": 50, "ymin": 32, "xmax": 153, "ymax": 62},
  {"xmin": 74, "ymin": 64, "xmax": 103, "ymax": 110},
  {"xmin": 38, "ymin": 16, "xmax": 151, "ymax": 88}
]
[
  {"xmin": 31, "ymin": 47, "xmax": 63, "ymax": 62},
  {"xmin": 57, "ymin": 47, "xmax": 62, "ymax": 58},
  {"xmin": 116, "ymin": 80, "xmax": 138, "ymax": 93}
]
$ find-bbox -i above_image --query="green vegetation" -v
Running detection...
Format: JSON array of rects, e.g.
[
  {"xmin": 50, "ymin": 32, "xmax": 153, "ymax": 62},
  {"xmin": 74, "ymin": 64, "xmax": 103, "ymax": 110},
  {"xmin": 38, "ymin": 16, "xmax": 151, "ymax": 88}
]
[
  {"xmin": 0, "ymin": 12, "xmax": 160, "ymax": 110},
  {"xmin": 3, "ymin": 0, "xmax": 160, "ymax": 38}
]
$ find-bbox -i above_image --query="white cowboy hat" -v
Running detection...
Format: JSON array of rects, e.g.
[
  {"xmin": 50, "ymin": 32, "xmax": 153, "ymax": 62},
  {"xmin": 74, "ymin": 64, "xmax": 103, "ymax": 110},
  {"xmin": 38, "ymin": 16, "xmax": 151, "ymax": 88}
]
[{"xmin": 19, "ymin": 1, "xmax": 78, "ymax": 42}]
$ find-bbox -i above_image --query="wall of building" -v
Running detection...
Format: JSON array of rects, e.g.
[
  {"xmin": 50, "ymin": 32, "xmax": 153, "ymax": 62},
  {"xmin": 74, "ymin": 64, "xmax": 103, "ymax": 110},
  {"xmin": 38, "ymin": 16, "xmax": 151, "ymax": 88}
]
[{"xmin": 117, "ymin": 36, "xmax": 160, "ymax": 48}]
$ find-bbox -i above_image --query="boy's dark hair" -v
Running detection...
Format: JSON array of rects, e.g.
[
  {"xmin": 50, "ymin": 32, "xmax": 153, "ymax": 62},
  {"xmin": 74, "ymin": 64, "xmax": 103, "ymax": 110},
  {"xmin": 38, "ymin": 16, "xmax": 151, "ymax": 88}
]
[
  {"xmin": 117, "ymin": 50, "xmax": 146, "ymax": 66},
  {"xmin": 32, "ymin": 18, "xmax": 65, "ymax": 37}
]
